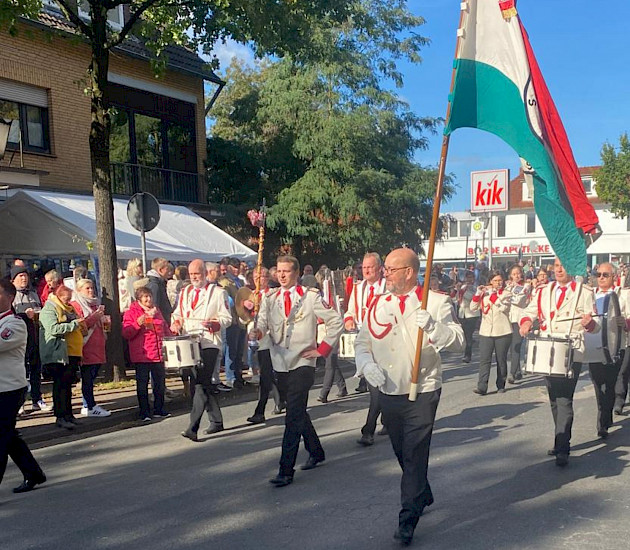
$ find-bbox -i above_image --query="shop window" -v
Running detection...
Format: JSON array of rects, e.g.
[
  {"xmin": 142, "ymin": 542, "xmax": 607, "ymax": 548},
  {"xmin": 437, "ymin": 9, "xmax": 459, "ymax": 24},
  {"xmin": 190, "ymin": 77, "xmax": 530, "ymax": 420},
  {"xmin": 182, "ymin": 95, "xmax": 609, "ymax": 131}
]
[
  {"xmin": 78, "ymin": 2, "xmax": 124, "ymax": 30},
  {"xmin": 460, "ymin": 220, "xmax": 471, "ymax": 237},
  {"xmin": 582, "ymin": 177, "xmax": 593, "ymax": 195},
  {"xmin": 449, "ymin": 220, "xmax": 458, "ymax": 238}
]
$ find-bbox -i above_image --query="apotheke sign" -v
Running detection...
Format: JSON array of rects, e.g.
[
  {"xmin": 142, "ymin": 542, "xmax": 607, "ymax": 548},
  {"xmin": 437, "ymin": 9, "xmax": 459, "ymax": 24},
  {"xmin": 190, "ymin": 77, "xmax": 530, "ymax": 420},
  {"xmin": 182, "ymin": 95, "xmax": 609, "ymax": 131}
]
[
  {"xmin": 467, "ymin": 243, "xmax": 552, "ymax": 256},
  {"xmin": 471, "ymin": 169, "xmax": 509, "ymax": 212}
]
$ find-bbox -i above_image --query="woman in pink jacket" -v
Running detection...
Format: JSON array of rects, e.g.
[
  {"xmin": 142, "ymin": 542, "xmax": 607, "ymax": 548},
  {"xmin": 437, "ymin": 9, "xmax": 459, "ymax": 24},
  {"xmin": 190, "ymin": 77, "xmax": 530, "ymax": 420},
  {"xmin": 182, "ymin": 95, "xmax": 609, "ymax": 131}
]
[
  {"xmin": 122, "ymin": 286, "xmax": 172, "ymax": 421},
  {"xmin": 71, "ymin": 279, "xmax": 111, "ymax": 417}
]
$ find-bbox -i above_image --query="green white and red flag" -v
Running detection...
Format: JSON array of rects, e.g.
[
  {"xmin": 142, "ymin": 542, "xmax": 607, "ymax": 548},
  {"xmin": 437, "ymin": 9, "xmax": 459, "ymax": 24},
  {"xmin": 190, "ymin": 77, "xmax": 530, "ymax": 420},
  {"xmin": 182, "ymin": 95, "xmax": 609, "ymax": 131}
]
[{"xmin": 445, "ymin": 0, "xmax": 600, "ymax": 276}]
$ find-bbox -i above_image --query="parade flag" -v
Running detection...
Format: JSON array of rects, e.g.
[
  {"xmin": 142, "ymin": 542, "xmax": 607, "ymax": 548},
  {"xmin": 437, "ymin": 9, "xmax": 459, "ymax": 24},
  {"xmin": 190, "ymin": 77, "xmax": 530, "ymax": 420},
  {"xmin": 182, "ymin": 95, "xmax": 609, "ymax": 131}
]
[{"xmin": 444, "ymin": 0, "xmax": 600, "ymax": 276}]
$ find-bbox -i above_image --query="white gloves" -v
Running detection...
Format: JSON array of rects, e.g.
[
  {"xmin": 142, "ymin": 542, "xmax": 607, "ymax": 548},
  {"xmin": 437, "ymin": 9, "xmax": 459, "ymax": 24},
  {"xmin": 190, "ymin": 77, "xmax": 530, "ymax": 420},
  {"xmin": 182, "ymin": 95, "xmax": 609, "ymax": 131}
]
[
  {"xmin": 416, "ymin": 310, "xmax": 436, "ymax": 333},
  {"xmin": 363, "ymin": 362, "xmax": 386, "ymax": 388}
]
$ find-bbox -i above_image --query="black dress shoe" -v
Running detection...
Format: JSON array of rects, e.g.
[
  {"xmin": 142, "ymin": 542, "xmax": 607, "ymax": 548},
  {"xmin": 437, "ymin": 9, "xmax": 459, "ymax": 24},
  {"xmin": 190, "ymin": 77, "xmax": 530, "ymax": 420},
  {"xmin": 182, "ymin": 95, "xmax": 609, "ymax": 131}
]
[
  {"xmin": 300, "ymin": 456, "xmax": 325, "ymax": 470},
  {"xmin": 317, "ymin": 396, "xmax": 328, "ymax": 403},
  {"xmin": 507, "ymin": 376, "xmax": 515, "ymax": 384},
  {"xmin": 336, "ymin": 389, "xmax": 348, "ymax": 398},
  {"xmin": 13, "ymin": 473, "xmax": 46, "ymax": 493},
  {"xmin": 269, "ymin": 474, "xmax": 293, "ymax": 487},
  {"xmin": 472, "ymin": 388, "xmax": 487, "ymax": 396},
  {"xmin": 181, "ymin": 430, "xmax": 198, "ymax": 442},
  {"xmin": 357, "ymin": 434, "xmax": 374, "ymax": 446},
  {"xmin": 378, "ymin": 426, "xmax": 388, "ymax": 436},
  {"xmin": 247, "ymin": 414, "xmax": 266, "ymax": 424},
  {"xmin": 204, "ymin": 424, "xmax": 224, "ymax": 435},
  {"xmin": 462, "ymin": 356, "xmax": 471, "ymax": 363},
  {"xmin": 555, "ymin": 453, "xmax": 569, "ymax": 467},
  {"xmin": 393, "ymin": 525, "xmax": 414, "ymax": 546},
  {"xmin": 273, "ymin": 402, "xmax": 286, "ymax": 414},
  {"xmin": 598, "ymin": 429, "xmax": 609, "ymax": 439},
  {"xmin": 497, "ymin": 388, "xmax": 506, "ymax": 393},
  {"xmin": 614, "ymin": 407, "xmax": 623, "ymax": 416},
  {"xmin": 547, "ymin": 448, "xmax": 558, "ymax": 456}
]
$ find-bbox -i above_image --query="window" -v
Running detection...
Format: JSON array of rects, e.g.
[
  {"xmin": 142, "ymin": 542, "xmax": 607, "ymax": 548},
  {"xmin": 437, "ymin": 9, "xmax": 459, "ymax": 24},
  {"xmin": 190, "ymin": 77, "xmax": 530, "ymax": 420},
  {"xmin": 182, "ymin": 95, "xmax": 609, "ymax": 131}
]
[
  {"xmin": 78, "ymin": 2, "xmax": 124, "ymax": 30},
  {"xmin": 460, "ymin": 220, "xmax": 471, "ymax": 237},
  {"xmin": 497, "ymin": 216, "xmax": 506, "ymax": 237},
  {"xmin": 521, "ymin": 180, "xmax": 532, "ymax": 201},
  {"xmin": 449, "ymin": 219, "xmax": 458, "ymax": 238},
  {"xmin": 526, "ymin": 213, "xmax": 536, "ymax": 233},
  {"xmin": 582, "ymin": 177, "xmax": 593, "ymax": 195},
  {"xmin": 0, "ymin": 99, "xmax": 50, "ymax": 153}
]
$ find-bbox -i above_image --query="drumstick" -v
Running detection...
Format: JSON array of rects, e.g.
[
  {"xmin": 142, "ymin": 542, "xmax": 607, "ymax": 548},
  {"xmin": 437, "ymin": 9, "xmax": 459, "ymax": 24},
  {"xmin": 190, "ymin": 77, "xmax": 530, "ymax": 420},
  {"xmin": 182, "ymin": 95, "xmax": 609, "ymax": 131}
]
[{"xmin": 553, "ymin": 314, "xmax": 605, "ymax": 322}]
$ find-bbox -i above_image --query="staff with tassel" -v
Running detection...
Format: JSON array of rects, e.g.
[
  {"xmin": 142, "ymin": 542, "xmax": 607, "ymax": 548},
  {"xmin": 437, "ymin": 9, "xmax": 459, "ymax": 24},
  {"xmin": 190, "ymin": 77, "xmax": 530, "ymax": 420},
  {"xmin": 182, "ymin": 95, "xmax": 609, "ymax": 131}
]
[{"xmin": 247, "ymin": 200, "xmax": 267, "ymax": 352}]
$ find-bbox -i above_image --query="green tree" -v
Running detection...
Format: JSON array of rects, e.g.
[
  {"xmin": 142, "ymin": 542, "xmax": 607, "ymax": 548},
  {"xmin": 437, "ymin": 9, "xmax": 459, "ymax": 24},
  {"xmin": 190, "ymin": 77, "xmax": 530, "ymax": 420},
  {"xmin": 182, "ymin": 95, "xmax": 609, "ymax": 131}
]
[
  {"xmin": 1, "ymin": 0, "xmax": 353, "ymax": 379},
  {"xmin": 208, "ymin": 1, "xmax": 452, "ymax": 267},
  {"xmin": 597, "ymin": 133, "xmax": 630, "ymax": 218}
]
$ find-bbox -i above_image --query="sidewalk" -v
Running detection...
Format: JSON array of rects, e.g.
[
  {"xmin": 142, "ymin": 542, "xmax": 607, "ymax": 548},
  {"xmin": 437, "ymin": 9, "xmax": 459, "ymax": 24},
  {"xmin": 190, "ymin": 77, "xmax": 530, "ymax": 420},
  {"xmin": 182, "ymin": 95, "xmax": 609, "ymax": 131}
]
[{"xmin": 18, "ymin": 361, "xmax": 359, "ymax": 446}]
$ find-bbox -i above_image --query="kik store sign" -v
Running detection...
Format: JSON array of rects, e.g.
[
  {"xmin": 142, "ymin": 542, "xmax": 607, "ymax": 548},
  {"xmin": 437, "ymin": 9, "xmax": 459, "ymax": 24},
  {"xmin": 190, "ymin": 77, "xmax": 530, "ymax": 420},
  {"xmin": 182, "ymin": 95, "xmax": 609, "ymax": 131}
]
[{"xmin": 471, "ymin": 169, "xmax": 509, "ymax": 213}]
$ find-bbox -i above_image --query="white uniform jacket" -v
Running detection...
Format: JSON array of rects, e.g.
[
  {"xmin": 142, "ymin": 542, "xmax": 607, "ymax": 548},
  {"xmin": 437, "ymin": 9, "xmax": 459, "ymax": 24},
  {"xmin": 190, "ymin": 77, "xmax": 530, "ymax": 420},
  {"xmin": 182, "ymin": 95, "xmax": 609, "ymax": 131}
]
[
  {"xmin": 620, "ymin": 288, "xmax": 630, "ymax": 348},
  {"xmin": 0, "ymin": 310, "xmax": 28, "ymax": 393},
  {"xmin": 354, "ymin": 287, "xmax": 464, "ymax": 396},
  {"xmin": 257, "ymin": 285, "xmax": 343, "ymax": 372},
  {"xmin": 457, "ymin": 284, "xmax": 481, "ymax": 320},
  {"xmin": 344, "ymin": 278, "xmax": 386, "ymax": 326},
  {"xmin": 520, "ymin": 281, "xmax": 599, "ymax": 362},
  {"xmin": 470, "ymin": 289, "xmax": 512, "ymax": 337},
  {"xmin": 171, "ymin": 283, "xmax": 232, "ymax": 349}
]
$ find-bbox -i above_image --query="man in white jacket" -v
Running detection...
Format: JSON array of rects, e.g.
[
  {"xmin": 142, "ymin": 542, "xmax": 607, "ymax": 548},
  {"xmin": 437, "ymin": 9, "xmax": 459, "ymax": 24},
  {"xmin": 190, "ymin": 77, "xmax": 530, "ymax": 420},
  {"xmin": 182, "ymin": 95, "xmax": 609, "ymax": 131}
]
[{"xmin": 354, "ymin": 248, "xmax": 464, "ymax": 546}]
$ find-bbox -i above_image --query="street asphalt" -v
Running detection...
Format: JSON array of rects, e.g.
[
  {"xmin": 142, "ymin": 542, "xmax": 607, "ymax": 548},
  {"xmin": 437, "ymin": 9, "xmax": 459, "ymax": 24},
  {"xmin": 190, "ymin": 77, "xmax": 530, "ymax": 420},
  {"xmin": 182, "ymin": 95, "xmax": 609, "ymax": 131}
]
[{"xmin": 2, "ymin": 351, "xmax": 630, "ymax": 550}]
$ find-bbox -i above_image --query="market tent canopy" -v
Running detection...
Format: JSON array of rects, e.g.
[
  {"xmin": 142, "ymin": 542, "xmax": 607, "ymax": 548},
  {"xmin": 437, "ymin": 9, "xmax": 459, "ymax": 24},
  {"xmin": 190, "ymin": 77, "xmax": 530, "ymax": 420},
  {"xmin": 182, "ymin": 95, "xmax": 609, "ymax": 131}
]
[{"xmin": 0, "ymin": 189, "xmax": 257, "ymax": 262}]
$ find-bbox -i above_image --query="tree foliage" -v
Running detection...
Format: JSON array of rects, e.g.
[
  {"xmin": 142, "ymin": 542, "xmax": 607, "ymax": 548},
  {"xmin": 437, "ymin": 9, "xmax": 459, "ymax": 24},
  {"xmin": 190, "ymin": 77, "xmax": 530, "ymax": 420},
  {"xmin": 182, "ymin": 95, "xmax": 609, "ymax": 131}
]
[
  {"xmin": 596, "ymin": 133, "xmax": 630, "ymax": 218},
  {"xmin": 208, "ymin": 1, "xmax": 452, "ymax": 267}
]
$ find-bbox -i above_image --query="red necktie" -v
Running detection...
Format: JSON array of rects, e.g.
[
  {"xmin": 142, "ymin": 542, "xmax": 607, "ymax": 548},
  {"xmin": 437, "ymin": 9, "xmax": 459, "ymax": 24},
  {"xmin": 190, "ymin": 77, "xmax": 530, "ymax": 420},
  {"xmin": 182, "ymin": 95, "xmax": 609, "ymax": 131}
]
[
  {"xmin": 398, "ymin": 295, "xmax": 408, "ymax": 314},
  {"xmin": 191, "ymin": 288, "xmax": 201, "ymax": 310},
  {"xmin": 367, "ymin": 285, "xmax": 375, "ymax": 308},
  {"xmin": 284, "ymin": 290, "xmax": 292, "ymax": 317},
  {"xmin": 556, "ymin": 286, "xmax": 568, "ymax": 309}
]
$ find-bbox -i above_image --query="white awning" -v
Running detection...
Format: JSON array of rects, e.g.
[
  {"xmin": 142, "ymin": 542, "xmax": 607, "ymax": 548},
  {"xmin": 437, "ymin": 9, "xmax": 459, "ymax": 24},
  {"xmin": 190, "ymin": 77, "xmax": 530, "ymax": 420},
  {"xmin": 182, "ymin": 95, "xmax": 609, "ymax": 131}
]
[{"xmin": 0, "ymin": 189, "xmax": 257, "ymax": 262}]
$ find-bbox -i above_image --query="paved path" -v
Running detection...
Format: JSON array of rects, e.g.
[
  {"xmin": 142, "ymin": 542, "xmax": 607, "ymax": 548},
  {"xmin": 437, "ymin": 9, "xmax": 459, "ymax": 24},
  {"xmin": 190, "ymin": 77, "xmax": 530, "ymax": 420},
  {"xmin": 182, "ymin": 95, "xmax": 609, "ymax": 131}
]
[{"xmin": 2, "ymin": 353, "xmax": 630, "ymax": 550}]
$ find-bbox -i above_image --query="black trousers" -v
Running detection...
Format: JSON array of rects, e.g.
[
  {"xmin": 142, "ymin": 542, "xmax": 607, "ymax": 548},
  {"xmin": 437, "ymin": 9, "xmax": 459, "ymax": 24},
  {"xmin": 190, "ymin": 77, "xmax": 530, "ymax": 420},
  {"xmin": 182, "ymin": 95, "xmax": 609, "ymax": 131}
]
[
  {"xmin": 48, "ymin": 356, "xmax": 80, "ymax": 420},
  {"xmin": 361, "ymin": 382, "xmax": 382, "ymax": 436},
  {"xmin": 510, "ymin": 323, "xmax": 524, "ymax": 378},
  {"xmin": 545, "ymin": 363, "xmax": 582, "ymax": 454},
  {"xmin": 276, "ymin": 366, "xmax": 324, "ymax": 476},
  {"xmin": 460, "ymin": 317, "xmax": 479, "ymax": 360},
  {"xmin": 0, "ymin": 387, "xmax": 44, "ymax": 485},
  {"xmin": 188, "ymin": 348, "xmax": 223, "ymax": 432},
  {"xmin": 477, "ymin": 334, "xmax": 511, "ymax": 392},
  {"xmin": 380, "ymin": 389, "xmax": 441, "ymax": 530},
  {"xmin": 614, "ymin": 348, "xmax": 630, "ymax": 412},
  {"xmin": 253, "ymin": 349, "xmax": 280, "ymax": 417},
  {"xmin": 589, "ymin": 362, "xmax": 620, "ymax": 433},
  {"xmin": 28, "ymin": 355, "xmax": 43, "ymax": 404},
  {"xmin": 319, "ymin": 354, "xmax": 347, "ymax": 399},
  {"xmin": 135, "ymin": 362, "xmax": 166, "ymax": 418}
]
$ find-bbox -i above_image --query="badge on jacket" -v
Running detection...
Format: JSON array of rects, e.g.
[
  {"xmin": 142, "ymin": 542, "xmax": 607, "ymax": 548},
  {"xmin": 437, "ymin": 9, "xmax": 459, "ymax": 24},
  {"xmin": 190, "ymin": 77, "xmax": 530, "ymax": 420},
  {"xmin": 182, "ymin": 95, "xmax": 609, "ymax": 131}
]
[{"xmin": 1, "ymin": 328, "xmax": 13, "ymax": 340}]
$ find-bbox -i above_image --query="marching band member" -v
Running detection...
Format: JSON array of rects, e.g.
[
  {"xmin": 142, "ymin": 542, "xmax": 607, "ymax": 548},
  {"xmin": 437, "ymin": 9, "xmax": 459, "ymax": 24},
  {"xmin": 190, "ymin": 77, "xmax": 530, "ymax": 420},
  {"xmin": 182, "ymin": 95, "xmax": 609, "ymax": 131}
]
[
  {"xmin": 616, "ymin": 281, "xmax": 630, "ymax": 415},
  {"xmin": 470, "ymin": 270, "xmax": 513, "ymax": 395},
  {"xmin": 582, "ymin": 262, "xmax": 625, "ymax": 438},
  {"xmin": 345, "ymin": 253, "xmax": 387, "ymax": 445},
  {"xmin": 173, "ymin": 259, "xmax": 232, "ymax": 441},
  {"xmin": 251, "ymin": 256, "xmax": 343, "ymax": 487},
  {"xmin": 354, "ymin": 248, "xmax": 463, "ymax": 546},
  {"xmin": 506, "ymin": 265, "xmax": 532, "ymax": 383},
  {"xmin": 456, "ymin": 270, "xmax": 480, "ymax": 364},
  {"xmin": 246, "ymin": 267, "xmax": 284, "ymax": 424},
  {"xmin": 519, "ymin": 257, "xmax": 599, "ymax": 466}
]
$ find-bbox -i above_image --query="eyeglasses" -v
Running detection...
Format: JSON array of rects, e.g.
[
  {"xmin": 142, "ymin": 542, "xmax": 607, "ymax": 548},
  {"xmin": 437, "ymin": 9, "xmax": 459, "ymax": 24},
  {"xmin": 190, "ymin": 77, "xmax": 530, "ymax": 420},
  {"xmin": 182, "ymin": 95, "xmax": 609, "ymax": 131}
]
[
  {"xmin": 384, "ymin": 266, "xmax": 411, "ymax": 275},
  {"xmin": 595, "ymin": 272, "xmax": 612, "ymax": 278}
]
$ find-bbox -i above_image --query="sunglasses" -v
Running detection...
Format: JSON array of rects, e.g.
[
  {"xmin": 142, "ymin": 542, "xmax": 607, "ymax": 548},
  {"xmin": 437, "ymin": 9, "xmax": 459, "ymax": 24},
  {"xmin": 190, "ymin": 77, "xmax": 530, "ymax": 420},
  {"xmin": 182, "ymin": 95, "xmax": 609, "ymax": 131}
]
[{"xmin": 595, "ymin": 272, "xmax": 612, "ymax": 278}]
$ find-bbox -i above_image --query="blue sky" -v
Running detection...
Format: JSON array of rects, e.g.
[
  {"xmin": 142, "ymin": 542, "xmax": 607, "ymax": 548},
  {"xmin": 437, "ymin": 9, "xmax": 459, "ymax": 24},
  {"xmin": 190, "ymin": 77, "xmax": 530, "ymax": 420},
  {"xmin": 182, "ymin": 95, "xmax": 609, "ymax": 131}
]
[
  {"xmin": 403, "ymin": 0, "xmax": 630, "ymax": 212},
  {"xmin": 212, "ymin": 1, "xmax": 630, "ymax": 214}
]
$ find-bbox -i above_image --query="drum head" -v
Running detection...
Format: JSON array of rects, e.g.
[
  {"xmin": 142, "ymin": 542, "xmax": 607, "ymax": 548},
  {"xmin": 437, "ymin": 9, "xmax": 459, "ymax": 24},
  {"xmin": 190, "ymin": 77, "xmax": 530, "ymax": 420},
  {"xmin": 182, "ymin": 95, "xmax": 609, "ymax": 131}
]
[{"xmin": 602, "ymin": 292, "xmax": 622, "ymax": 365}]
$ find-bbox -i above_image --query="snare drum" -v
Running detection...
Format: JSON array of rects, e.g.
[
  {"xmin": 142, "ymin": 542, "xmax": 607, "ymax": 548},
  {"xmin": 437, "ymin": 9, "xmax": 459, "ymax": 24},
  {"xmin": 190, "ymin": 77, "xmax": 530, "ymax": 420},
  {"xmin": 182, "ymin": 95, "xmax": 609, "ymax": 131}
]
[
  {"xmin": 162, "ymin": 335, "xmax": 201, "ymax": 372},
  {"xmin": 524, "ymin": 335, "xmax": 574, "ymax": 377},
  {"xmin": 339, "ymin": 332, "xmax": 358, "ymax": 359}
]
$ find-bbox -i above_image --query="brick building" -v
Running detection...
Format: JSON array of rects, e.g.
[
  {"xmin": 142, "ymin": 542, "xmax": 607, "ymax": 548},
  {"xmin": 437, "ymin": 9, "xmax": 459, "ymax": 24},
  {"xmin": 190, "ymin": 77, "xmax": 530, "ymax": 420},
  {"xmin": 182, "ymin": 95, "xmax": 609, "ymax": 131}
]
[{"xmin": 0, "ymin": 3, "xmax": 223, "ymax": 205}]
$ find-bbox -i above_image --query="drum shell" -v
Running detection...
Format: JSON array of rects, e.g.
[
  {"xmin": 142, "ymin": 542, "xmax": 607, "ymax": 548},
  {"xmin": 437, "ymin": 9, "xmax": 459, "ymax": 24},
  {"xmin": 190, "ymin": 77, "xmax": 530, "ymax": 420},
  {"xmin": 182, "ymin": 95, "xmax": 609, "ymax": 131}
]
[
  {"xmin": 524, "ymin": 336, "xmax": 574, "ymax": 377},
  {"xmin": 162, "ymin": 335, "xmax": 201, "ymax": 371}
]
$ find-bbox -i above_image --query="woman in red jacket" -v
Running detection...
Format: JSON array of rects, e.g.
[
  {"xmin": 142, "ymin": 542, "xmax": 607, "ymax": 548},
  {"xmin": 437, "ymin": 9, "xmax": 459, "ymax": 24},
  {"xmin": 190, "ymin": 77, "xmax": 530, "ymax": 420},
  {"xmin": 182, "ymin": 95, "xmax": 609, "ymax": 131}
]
[
  {"xmin": 122, "ymin": 286, "xmax": 172, "ymax": 421},
  {"xmin": 71, "ymin": 278, "xmax": 111, "ymax": 417}
]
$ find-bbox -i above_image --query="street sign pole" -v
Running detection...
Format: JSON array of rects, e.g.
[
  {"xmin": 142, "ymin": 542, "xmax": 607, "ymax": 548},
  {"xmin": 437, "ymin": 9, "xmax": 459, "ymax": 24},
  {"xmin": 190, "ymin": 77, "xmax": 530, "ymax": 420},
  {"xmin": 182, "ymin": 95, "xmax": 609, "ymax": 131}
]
[
  {"xmin": 141, "ymin": 229, "xmax": 148, "ymax": 277},
  {"xmin": 488, "ymin": 212, "xmax": 493, "ymax": 269},
  {"xmin": 127, "ymin": 192, "xmax": 161, "ymax": 276}
]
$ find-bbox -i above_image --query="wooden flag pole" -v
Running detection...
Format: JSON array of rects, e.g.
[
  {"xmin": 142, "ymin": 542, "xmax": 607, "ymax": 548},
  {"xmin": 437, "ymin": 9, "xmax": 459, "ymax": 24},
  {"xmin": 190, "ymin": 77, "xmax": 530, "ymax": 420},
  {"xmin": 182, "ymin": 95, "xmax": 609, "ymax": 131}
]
[{"xmin": 409, "ymin": 4, "xmax": 467, "ymax": 401}]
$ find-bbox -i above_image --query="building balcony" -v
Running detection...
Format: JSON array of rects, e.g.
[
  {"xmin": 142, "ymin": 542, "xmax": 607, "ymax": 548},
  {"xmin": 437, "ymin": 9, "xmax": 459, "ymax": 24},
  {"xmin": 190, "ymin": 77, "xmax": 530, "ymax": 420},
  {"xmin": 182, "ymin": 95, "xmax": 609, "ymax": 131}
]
[{"xmin": 110, "ymin": 162, "xmax": 204, "ymax": 204}]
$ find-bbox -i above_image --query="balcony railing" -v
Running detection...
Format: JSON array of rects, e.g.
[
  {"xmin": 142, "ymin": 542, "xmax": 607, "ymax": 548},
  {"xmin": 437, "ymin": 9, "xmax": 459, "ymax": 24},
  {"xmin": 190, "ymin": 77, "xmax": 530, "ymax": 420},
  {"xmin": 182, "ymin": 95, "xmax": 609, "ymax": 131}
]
[{"xmin": 110, "ymin": 162, "xmax": 204, "ymax": 204}]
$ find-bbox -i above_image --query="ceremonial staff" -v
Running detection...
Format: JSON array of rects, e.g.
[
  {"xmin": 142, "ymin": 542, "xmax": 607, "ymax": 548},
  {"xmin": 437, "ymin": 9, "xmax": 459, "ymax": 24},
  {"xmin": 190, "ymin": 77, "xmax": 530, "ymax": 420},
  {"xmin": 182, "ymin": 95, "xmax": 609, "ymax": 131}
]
[
  {"xmin": 247, "ymin": 200, "xmax": 267, "ymax": 351},
  {"xmin": 409, "ymin": 7, "xmax": 466, "ymax": 402}
]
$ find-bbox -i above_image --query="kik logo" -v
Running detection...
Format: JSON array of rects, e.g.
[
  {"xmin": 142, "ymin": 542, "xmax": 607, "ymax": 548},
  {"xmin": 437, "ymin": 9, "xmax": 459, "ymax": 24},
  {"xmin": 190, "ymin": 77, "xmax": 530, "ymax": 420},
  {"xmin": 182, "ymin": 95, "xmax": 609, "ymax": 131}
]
[{"xmin": 474, "ymin": 179, "xmax": 504, "ymax": 207}]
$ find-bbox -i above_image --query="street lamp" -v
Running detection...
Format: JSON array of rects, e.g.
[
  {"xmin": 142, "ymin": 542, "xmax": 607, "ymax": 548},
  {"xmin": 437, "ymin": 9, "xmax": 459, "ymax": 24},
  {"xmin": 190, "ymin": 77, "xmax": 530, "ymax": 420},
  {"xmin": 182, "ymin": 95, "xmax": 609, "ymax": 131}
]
[{"xmin": 0, "ymin": 119, "xmax": 12, "ymax": 160}]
